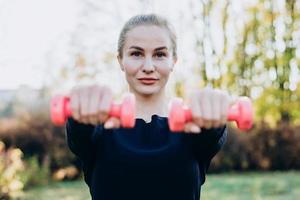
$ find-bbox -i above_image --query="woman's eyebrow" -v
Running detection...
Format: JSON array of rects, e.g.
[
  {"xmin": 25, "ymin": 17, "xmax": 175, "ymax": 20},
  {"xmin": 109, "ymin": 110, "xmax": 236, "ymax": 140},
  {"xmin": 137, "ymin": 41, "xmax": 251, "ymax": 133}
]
[
  {"xmin": 129, "ymin": 46, "xmax": 144, "ymax": 51},
  {"xmin": 129, "ymin": 46, "xmax": 168, "ymax": 51},
  {"xmin": 154, "ymin": 46, "xmax": 168, "ymax": 51}
]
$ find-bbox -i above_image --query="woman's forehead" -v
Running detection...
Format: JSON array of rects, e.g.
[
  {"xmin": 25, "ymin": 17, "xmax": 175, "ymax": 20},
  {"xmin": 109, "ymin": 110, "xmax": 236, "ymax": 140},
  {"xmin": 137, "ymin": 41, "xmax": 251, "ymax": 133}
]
[{"xmin": 124, "ymin": 25, "xmax": 171, "ymax": 49}]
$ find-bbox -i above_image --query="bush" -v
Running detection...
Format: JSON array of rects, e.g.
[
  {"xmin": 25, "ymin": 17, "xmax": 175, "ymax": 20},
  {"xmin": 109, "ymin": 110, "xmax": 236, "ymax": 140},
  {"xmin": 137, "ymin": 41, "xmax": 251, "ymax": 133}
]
[
  {"xmin": 19, "ymin": 156, "xmax": 50, "ymax": 189},
  {"xmin": 210, "ymin": 122, "xmax": 300, "ymax": 172},
  {"xmin": 0, "ymin": 140, "xmax": 55, "ymax": 199},
  {"xmin": 0, "ymin": 141, "xmax": 24, "ymax": 200},
  {"xmin": 0, "ymin": 109, "xmax": 78, "ymax": 177}
]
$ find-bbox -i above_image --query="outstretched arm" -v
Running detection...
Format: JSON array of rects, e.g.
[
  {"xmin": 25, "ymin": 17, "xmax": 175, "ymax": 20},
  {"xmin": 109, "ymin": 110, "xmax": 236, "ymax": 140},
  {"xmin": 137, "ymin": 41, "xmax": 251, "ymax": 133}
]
[
  {"xmin": 66, "ymin": 118, "xmax": 95, "ymax": 158},
  {"xmin": 191, "ymin": 126, "xmax": 227, "ymax": 165}
]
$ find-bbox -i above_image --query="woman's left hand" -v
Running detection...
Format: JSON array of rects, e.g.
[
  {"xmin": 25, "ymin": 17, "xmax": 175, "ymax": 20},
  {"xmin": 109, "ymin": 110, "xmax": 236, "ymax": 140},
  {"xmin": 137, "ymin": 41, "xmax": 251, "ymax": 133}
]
[{"xmin": 184, "ymin": 87, "xmax": 231, "ymax": 134}]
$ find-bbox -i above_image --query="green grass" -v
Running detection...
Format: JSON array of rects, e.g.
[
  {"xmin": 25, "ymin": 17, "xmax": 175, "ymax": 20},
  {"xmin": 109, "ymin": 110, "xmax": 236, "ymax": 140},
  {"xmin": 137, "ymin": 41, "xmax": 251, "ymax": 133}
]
[
  {"xmin": 201, "ymin": 171, "xmax": 300, "ymax": 200},
  {"xmin": 21, "ymin": 180, "xmax": 90, "ymax": 200},
  {"xmin": 21, "ymin": 171, "xmax": 300, "ymax": 200}
]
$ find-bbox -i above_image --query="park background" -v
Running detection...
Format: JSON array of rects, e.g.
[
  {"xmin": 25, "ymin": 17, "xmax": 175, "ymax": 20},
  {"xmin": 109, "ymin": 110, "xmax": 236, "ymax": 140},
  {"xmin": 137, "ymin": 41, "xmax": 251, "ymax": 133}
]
[{"xmin": 0, "ymin": 0, "xmax": 300, "ymax": 199}]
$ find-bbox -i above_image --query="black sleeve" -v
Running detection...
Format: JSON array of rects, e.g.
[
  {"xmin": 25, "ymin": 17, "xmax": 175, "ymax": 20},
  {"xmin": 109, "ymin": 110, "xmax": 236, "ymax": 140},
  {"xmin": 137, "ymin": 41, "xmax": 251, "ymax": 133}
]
[
  {"xmin": 186, "ymin": 126, "xmax": 227, "ymax": 186},
  {"xmin": 190, "ymin": 126, "xmax": 227, "ymax": 168},
  {"xmin": 66, "ymin": 118, "xmax": 105, "ymax": 187},
  {"xmin": 65, "ymin": 118, "xmax": 104, "ymax": 160}
]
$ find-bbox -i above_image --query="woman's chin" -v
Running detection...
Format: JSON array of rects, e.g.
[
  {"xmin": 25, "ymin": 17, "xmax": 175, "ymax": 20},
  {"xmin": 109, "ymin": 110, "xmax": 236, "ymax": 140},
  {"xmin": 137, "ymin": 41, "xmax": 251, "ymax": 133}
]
[{"xmin": 135, "ymin": 86, "xmax": 161, "ymax": 96}]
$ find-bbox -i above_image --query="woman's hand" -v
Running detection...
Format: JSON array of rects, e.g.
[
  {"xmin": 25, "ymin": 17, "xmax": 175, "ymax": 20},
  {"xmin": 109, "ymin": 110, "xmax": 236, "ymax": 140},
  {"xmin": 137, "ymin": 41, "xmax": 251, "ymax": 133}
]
[
  {"xmin": 69, "ymin": 84, "xmax": 121, "ymax": 129},
  {"xmin": 184, "ymin": 87, "xmax": 231, "ymax": 133}
]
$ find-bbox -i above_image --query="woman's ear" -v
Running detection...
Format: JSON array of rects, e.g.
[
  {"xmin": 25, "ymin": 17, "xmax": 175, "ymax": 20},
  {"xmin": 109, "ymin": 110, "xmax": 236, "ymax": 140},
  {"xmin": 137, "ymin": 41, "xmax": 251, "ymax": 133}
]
[
  {"xmin": 170, "ymin": 57, "xmax": 178, "ymax": 72},
  {"xmin": 117, "ymin": 55, "xmax": 125, "ymax": 71},
  {"xmin": 173, "ymin": 57, "xmax": 178, "ymax": 65}
]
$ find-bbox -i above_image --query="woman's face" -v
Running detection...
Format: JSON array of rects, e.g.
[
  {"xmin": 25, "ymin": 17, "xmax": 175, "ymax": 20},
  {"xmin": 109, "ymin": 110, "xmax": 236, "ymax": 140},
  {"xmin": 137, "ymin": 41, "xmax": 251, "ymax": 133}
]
[{"xmin": 118, "ymin": 25, "xmax": 177, "ymax": 97}]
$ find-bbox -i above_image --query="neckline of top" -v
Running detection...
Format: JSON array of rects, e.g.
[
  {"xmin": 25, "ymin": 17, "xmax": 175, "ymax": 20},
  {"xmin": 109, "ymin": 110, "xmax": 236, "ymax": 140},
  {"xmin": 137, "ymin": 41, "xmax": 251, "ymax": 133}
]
[{"xmin": 135, "ymin": 114, "xmax": 167, "ymax": 124}]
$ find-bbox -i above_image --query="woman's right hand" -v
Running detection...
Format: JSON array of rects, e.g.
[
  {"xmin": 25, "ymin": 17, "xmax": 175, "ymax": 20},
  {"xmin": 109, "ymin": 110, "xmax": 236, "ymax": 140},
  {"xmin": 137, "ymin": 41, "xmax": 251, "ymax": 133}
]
[{"xmin": 69, "ymin": 84, "xmax": 121, "ymax": 128}]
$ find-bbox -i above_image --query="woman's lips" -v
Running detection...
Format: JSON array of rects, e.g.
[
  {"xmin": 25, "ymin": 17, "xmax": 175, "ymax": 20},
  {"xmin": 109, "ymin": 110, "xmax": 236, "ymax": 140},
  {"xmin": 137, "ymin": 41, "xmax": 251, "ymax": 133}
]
[{"xmin": 138, "ymin": 78, "xmax": 158, "ymax": 85}]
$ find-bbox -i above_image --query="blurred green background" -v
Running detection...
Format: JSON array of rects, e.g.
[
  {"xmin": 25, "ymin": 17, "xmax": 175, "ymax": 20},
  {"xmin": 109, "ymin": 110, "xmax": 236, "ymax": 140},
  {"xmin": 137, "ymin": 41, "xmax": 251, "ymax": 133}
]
[{"xmin": 0, "ymin": 0, "xmax": 299, "ymax": 199}]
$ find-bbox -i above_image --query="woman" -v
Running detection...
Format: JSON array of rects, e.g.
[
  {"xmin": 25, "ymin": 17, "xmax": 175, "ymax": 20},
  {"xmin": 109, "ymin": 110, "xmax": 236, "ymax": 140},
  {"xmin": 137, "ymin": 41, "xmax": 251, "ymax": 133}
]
[{"xmin": 67, "ymin": 14, "xmax": 229, "ymax": 200}]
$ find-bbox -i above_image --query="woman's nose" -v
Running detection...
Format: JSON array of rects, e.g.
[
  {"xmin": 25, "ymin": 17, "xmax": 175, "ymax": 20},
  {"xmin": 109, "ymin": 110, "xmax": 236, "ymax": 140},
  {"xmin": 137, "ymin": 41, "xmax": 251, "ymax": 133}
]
[{"xmin": 142, "ymin": 57, "xmax": 155, "ymax": 73}]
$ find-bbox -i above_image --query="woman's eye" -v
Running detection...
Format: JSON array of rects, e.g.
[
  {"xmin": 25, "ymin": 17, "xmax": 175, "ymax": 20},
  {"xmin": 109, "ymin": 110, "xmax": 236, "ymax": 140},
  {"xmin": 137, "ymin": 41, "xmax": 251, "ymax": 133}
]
[
  {"xmin": 130, "ymin": 52, "xmax": 142, "ymax": 57},
  {"xmin": 155, "ymin": 52, "xmax": 166, "ymax": 58}
]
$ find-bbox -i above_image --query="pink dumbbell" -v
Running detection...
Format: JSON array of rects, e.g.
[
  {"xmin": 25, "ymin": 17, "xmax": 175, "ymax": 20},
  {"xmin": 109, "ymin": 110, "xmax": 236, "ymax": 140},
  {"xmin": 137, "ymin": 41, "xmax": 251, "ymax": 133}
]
[
  {"xmin": 168, "ymin": 96, "xmax": 253, "ymax": 131},
  {"xmin": 50, "ymin": 93, "xmax": 136, "ymax": 128}
]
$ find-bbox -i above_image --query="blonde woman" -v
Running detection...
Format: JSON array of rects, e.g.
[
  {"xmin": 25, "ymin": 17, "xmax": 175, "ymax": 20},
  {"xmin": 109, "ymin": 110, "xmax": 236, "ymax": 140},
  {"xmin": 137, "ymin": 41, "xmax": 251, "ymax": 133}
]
[{"xmin": 66, "ymin": 14, "xmax": 229, "ymax": 200}]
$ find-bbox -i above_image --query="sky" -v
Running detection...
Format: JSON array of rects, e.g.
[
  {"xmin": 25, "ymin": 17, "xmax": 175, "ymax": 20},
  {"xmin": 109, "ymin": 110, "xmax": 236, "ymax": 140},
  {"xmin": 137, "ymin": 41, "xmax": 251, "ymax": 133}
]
[{"xmin": 0, "ymin": 0, "xmax": 81, "ymax": 89}]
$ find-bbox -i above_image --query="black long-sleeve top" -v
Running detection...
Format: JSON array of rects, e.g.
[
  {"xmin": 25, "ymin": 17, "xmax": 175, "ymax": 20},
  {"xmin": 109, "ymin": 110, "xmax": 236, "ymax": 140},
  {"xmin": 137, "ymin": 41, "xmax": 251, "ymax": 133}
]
[{"xmin": 66, "ymin": 114, "xmax": 227, "ymax": 200}]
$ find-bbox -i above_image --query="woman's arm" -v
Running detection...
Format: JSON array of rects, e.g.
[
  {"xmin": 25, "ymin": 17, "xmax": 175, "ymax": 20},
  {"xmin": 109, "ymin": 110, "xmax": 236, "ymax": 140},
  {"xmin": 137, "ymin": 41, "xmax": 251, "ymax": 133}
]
[
  {"xmin": 66, "ymin": 118, "xmax": 103, "ymax": 160},
  {"xmin": 190, "ymin": 126, "xmax": 227, "ymax": 166},
  {"xmin": 66, "ymin": 118, "xmax": 104, "ymax": 161},
  {"xmin": 66, "ymin": 118, "xmax": 106, "ymax": 186},
  {"xmin": 202, "ymin": 126, "xmax": 227, "ymax": 163},
  {"xmin": 186, "ymin": 126, "xmax": 227, "ymax": 186}
]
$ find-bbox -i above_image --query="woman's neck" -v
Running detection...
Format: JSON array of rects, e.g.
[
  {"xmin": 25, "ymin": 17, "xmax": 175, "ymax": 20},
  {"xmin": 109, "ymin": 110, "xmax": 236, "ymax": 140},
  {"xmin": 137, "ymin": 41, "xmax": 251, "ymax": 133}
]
[{"xmin": 131, "ymin": 89, "xmax": 169, "ymax": 122}]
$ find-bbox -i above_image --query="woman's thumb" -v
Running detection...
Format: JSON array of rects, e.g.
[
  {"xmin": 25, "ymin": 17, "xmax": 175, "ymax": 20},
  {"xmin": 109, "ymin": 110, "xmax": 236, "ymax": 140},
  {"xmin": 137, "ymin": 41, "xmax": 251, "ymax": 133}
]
[{"xmin": 104, "ymin": 117, "xmax": 121, "ymax": 129}]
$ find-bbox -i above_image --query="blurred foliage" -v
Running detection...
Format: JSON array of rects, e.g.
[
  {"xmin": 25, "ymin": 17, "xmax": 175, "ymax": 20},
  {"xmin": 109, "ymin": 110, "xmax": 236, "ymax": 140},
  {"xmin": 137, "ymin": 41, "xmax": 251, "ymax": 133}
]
[
  {"xmin": 0, "ymin": 141, "xmax": 24, "ymax": 200},
  {"xmin": 255, "ymin": 0, "xmax": 298, "ymax": 121},
  {"xmin": 0, "ymin": 141, "xmax": 53, "ymax": 199},
  {"xmin": 0, "ymin": 97, "xmax": 79, "ymax": 182},
  {"xmin": 210, "ymin": 121, "xmax": 300, "ymax": 172},
  {"xmin": 255, "ymin": 84, "xmax": 300, "ymax": 126},
  {"xmin": 192, "ymin": 0, "xmax": 300, "ymax": 124},
  {"xmin": 0, "ymin": 102, "xmax": 14, "ymax": 118},
  {"xmin": 20, "ymin": 156, "xmax": 50, "ymax": 189}
]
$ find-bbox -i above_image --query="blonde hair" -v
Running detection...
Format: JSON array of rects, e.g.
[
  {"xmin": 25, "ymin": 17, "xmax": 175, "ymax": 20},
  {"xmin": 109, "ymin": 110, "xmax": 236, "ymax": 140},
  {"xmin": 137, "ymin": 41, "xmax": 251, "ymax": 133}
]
[{"xmin": 117, "ymin": 14, "xmax": 177, "ymax": 59}]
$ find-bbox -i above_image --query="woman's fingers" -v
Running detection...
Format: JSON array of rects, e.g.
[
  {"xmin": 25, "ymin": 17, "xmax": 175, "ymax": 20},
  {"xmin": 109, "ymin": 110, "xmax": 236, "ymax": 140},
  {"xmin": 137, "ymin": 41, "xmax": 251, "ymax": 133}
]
[
  {"xmin": 88, "ymin": 85, "xmax": 101, "ymax": 125},
  {"xmin": 200, "ymin": 88, "xmax": 213, "ymax": 129},
  {"xmin": 188, "ymin": 87, "xmax": 231, "ymax": 130},
  {"xmin": 69, "ymin": 84, "xmax": 114, "ymax": 126},
  {"xmin": 70, "ymin": 87, "xmax": 80, "ymax": 121},
  {"xmin": 104, "ymin": 117, "xmax": 121, "ymax": 129},
  {"xmin": 183, "ymin": 122, "xmax": 201, "ymax": 134},
  {"xmin": 211, "ymin": 89, "xmax": 222, "ymax": 128},
  {"xmin": 220, "ymin": 91, "xmax": 230, "ymax": 126},
  {"xmin": 98, "ymin": 86, "xmax": 113, "ymax": 124},
  {"xmin": 188, "ymin": 90, "xmax": 203, "ymax": 127},
  {"xmin": 79, "ymin": 88, "xmax": 91, "ymax": 124}
]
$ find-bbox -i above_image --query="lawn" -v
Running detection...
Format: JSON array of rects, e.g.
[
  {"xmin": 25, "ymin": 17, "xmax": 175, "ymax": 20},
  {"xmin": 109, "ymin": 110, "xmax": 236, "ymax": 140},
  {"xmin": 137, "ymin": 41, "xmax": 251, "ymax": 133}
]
[
  {"xmin": 201, "ymin": 171, "xmax": 300, "ymax": 200},
  {"xmin": 22, "ymin": 171, "xmax": 300, "ymax": 200}
]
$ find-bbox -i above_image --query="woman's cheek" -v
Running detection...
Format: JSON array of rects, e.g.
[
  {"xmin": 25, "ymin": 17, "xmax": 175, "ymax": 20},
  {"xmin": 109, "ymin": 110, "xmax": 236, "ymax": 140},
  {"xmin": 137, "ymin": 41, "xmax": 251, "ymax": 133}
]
[
  {"xmin": 123, "ymin": 59, "xmax": 142, "ymax": 74},
  {"xmin": 154, "ymin": 60, "xmax": 173, "ymax": 75}
]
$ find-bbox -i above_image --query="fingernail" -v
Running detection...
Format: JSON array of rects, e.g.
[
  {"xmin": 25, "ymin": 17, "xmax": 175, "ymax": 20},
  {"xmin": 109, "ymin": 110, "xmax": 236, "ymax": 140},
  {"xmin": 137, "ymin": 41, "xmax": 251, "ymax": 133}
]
[
  {"xmin": 104, "ymin": 121, "xmax": 113, "ymax": 129},
  {"xmin": 191, "ymin": 125, "xmax": 201, "ymax": 133}
]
